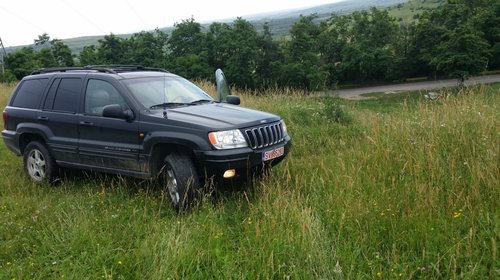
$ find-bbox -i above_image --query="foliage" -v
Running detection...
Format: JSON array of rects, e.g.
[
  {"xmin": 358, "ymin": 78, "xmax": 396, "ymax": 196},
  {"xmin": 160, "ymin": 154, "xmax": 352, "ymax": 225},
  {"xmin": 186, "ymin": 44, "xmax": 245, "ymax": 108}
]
[
  {"xmin": 97, "ymin": 34, "xmax": 126, "ymax": 64},
  {"xmin": 126, "ymin": 30, "xmax": 168, "ymax": 68},
  {"xmin": 4, "ymin": 47, "xmax": 40, "ymax": 79},
  {"xmin": 78, "ymin": 45, "xmax": 99, "ymax": 66},
  {"xmin": 5, "ymin": 36, "xmax": 75, "ymax": 79},
  {"xmin": 50, "ymin": 39, "xmax": 75, "ymax": 67},
  {"xmin": 322, "ymin": 96, "xmax": 353, "ymax": 125},
  {"xmin": 282, "ymin": 15, "xmax": 327, "ymax": 90}
]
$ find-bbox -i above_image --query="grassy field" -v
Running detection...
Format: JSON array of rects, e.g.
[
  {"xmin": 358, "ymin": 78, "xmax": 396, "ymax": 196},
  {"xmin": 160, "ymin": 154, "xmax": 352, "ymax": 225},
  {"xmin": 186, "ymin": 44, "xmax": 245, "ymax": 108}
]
[
  {"xmin": 387, "ymin": 0, "xmax": 443, "ymax": 23},
  {"xmin": 0, "ymin": 82, "xmax": 498, "ymax": 279}
]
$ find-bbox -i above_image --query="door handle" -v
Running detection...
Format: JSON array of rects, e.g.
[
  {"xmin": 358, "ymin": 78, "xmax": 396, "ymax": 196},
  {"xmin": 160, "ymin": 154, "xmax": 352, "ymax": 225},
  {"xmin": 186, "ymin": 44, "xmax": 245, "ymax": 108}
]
[
  {"xmin": 79, "ymin": 121, "xmax": 94, "ymax": 126},
  {"xmin": 37, "ymin": 116, "xmax": 49, "ymax": 121}
]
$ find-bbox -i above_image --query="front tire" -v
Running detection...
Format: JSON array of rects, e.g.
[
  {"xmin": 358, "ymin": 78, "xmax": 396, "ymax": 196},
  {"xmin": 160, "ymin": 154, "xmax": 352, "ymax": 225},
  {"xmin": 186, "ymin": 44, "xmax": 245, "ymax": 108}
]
[
  {"xmin": 23, "ymin": 141, "xmax": 58, "ymax": 183},
  {"xmin": 160, "ymin": 152, "xmax": 201, "ymax": 210}
]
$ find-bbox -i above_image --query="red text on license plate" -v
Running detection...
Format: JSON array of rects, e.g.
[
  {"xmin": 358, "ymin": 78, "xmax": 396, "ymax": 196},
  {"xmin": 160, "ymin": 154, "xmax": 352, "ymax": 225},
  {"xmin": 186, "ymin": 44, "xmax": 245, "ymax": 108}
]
[{"xmin": 263, "ymin": 146, "xmax": 285, "ymax": 161}]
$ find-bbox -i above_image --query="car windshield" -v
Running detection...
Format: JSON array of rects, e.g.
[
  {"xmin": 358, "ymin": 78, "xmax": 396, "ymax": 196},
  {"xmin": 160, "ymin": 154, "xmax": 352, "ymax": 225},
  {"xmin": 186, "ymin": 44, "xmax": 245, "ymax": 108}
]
[{"xmin": 123, "ymin": 76, "xmax": 213, "ymax": 109}]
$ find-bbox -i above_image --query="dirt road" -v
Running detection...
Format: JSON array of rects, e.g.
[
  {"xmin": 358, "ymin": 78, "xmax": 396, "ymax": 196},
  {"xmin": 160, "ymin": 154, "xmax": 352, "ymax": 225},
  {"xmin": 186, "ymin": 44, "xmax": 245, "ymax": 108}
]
[{"xmin": 333, "ymin": 74, "xmax": 500, "ymax": 99}]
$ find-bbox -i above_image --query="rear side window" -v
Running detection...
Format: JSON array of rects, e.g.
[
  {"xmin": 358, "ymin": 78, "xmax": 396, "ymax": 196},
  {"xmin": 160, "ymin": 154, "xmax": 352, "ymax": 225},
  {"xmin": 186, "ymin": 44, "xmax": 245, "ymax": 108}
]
[
  {"xmin": 52, "ymin": 78, "xmax": 82, "ymax": 113},
  {"xmin": 11, "ymin": 79, "xmax": 49, "ymax": 109}
]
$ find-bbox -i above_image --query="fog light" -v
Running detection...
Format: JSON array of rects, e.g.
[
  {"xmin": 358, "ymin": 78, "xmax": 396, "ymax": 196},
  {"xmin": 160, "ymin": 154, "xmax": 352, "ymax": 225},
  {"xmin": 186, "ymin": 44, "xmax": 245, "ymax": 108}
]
[{"xmin": 223, "ymin": 169, "xmax": 236, "ymax": 179}]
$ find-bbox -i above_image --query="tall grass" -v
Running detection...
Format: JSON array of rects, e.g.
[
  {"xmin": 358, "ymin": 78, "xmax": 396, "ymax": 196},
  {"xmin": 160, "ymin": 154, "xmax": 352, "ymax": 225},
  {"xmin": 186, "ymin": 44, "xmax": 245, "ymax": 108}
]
[{"xmin": 0, "ymin": 82, "xmax": 498, "ymax": 279}]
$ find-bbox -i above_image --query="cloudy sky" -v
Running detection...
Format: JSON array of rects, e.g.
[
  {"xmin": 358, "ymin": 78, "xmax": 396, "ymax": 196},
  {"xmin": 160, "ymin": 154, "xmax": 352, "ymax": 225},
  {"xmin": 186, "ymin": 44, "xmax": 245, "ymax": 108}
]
[{"xmin": 0, "ymin": 0, "xmax": 342, "ymax": 47}]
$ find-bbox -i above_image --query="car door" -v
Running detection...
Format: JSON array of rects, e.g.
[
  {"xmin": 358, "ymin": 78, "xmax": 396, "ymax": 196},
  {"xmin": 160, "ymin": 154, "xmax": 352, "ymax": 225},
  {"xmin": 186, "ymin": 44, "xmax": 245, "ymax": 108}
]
[
  {"xmin": 38, "ymin": 76, "xmax": 82, "ymax": 163},
  {"xmin": 78, "ymin": 77, "xmax": 140, "ymax": 171}
]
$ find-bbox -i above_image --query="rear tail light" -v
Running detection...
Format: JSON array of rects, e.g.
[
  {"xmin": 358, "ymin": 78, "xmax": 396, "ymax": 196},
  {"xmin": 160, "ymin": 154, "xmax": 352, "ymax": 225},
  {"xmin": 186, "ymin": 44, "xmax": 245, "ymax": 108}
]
[{"xmin": 2, "ymin": 111, "xmax": 7, "ymax": 130}]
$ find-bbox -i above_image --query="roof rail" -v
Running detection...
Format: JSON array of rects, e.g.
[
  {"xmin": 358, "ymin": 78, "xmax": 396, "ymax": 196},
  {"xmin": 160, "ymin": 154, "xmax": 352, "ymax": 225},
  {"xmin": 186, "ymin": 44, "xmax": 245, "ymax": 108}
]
[
  {"xmin": 31, "ymin": 67, "xmax": 115, "ymax": 75},
  {"xmin": 31, "ymin": 65, "xmax": 169, "ymax": 75},
  {"xmin": 84, "ymin": 65, "xmax": 169, "ymax": 73}
]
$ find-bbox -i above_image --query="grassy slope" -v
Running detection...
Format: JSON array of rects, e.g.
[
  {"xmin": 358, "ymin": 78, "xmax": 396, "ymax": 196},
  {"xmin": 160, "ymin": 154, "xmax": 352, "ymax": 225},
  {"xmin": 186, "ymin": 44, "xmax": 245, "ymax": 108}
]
[
  {"xmin": 0, "ymin": 83, "xmax": 498, "ymax": 279},
  {"xmin": 387, "ymin": 0, "xmax": 442, "ymax": 23}
]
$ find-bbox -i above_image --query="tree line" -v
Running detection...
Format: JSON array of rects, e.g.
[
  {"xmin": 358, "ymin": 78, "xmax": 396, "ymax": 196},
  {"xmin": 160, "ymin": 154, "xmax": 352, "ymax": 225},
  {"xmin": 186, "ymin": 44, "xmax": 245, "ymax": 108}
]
[{"xmin": 2, "ymin": 0, "xmax": 498, "ymax": 90}]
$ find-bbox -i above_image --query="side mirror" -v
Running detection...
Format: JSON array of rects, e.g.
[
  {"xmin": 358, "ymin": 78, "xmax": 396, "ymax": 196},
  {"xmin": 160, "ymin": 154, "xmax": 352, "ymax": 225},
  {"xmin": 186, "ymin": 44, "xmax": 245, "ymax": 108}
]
[
  {"xmin": 102, "ymin": 104, "xmax": 133, "ymax": 120},
  {"xmin": 226, "ymin": 95, "xmax": 240, "ymax": 105}
]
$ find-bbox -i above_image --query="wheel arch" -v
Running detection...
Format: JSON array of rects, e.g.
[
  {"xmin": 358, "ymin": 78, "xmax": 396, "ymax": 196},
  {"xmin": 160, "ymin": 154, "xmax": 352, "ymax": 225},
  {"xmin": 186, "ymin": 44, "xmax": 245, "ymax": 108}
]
[
  {"xmin": 149, "ymin": 142, "xmax": 203, "ymax": 179},
  {"xmin": 19, "ymin": 133, "xmax": 46, "ymax": 154},
  {"xmin": 16, "ymin": 123, "xmax": 52, "ymax": 154}
]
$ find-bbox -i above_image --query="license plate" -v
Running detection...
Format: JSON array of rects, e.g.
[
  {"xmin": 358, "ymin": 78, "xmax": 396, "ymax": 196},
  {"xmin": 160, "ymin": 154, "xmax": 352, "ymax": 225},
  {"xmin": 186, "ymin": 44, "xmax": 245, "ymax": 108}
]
[{"xmin": 262, "ymin": 146, "xmax": 285, "ymax": 161}]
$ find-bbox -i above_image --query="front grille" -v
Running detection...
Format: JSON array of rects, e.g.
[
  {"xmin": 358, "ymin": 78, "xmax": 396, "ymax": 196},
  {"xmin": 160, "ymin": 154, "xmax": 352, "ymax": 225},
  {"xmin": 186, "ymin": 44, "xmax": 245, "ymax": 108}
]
[{"xmin": 244, "ymin": 122, "xmax": 285, "ymax": 149}]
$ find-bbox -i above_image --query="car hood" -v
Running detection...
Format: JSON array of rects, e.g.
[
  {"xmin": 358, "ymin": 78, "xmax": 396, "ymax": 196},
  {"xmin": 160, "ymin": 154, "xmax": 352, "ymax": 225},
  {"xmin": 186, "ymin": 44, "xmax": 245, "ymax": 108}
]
[{"xmin": 150, "ymin": 103, "xmax": 281, "ymax": 129}]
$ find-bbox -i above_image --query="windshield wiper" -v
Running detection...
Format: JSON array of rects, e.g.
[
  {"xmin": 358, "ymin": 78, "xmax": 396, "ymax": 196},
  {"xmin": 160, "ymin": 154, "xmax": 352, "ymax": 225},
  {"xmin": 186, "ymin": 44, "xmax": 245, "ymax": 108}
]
[
  {"xmin": 149, "ymin": 102, "xmax": 188, "ymax": 109},
  {"xmin": 188, "ymin": 99, "xmax": 214, "ymax": 105}
]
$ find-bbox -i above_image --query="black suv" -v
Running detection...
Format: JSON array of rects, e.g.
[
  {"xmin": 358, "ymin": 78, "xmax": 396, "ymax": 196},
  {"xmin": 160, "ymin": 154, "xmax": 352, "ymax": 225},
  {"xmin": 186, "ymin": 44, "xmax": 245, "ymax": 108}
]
[{"xmin": 2, "ymin": 66, "xmax": 291, "ymax": 208}]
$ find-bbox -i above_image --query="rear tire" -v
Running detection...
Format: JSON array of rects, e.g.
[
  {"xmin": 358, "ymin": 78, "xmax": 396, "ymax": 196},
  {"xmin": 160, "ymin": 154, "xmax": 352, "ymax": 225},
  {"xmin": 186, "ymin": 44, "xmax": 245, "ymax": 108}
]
[
  {"xmin": 23, "ymin": 141, "xmax": 58, "ymax": 183},
  {"xmin": 160, "ymin": 152, "xmax": 201, "ymax": 211}
]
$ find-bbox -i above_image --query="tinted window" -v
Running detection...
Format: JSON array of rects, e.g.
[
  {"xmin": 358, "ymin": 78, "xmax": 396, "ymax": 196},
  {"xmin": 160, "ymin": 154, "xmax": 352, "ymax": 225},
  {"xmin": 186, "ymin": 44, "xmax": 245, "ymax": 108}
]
[
  {"xmin": 52, "ymin": 78, "xmax": 82, "ymax": 113},
  {"xmin": 85, "ymin": 79, "xmax": 127, "ymax": 115},
  {"xmin": 11, "ymin": 79, "xmax": 49, "ymax": 109}
]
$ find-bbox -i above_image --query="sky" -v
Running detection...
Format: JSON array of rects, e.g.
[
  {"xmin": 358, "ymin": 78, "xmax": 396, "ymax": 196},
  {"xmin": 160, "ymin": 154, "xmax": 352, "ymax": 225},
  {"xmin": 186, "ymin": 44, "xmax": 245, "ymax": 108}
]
[{"xmin": 0, "ymin": 0, "xmax": 342, "ymax": 47}]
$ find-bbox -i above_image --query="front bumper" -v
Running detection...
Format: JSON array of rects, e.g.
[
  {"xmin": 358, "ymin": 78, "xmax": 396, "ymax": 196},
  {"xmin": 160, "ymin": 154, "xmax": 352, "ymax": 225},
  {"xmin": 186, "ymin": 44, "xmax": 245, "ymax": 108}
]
[{"xmin": 194, "ymin": 137, "xmax": 291, "ymax": 179}]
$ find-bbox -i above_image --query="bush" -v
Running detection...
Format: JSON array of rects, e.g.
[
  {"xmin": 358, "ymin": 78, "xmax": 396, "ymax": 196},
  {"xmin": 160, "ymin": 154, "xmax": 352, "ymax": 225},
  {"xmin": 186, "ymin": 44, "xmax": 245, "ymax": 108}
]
[{"xmin": 322, "ymin": 96, "xmax": 352, "ymax": 125}]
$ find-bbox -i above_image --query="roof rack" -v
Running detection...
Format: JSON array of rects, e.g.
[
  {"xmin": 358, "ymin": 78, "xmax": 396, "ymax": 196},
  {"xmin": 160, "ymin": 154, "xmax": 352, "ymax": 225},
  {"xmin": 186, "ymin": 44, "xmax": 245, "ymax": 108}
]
[
  {"xmin": 31, "ymin": 65, "xmax": 169, "ymax": 75},
  {"xmin": 86, "ymin": 65, "xmax": 169, "ymax": 73}
]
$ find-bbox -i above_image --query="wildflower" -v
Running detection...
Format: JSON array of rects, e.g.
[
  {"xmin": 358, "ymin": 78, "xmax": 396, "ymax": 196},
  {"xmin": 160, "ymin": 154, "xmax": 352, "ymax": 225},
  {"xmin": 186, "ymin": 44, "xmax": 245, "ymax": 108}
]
[
  {"xmin": 6, "ymin": 262, "xmax": 11, "ymax": 266},
  {"xmin": 453, "ymin": 211, "xmax": 462, "ymax": 218},
  {"xmin": 377, "ymin": 271, "xmax": 382, "ymax": 278},
  {"xmin": 118, "ymin": 260, "xmax": 123, "ymax": 265}
]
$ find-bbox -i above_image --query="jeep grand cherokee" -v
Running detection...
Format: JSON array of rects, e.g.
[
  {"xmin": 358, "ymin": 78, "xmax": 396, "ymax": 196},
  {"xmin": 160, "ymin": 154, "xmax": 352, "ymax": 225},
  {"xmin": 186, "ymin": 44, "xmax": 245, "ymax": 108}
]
[{"xmin": 2, "ymin": 66, "xmax": 291, "ymax": 209}]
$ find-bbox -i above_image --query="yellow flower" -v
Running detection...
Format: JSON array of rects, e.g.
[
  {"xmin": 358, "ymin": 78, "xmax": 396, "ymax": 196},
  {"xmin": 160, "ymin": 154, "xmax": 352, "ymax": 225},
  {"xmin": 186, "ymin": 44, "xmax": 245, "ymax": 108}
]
[
  {"xmin": 118, "ymin": 260, "xmax": 123, "ymax": 265},
  {"xmin": 377, "ymin": 271, "xmax": 382, "ymax": 278},
  {"xmin": 453, "ymin": 209, "xmax": 463, "ymax": 218}
]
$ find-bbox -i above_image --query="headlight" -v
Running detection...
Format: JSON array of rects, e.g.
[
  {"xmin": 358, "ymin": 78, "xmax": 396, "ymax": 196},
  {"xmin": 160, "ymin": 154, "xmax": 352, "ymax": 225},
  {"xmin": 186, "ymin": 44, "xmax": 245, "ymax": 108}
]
[
  {"xmin": 280, "ymin": 120, "xmax": 288, "ymax": 136},
  {"xmin": 208, "ymin": 129, "xmax": 248, "ymax": 149}
]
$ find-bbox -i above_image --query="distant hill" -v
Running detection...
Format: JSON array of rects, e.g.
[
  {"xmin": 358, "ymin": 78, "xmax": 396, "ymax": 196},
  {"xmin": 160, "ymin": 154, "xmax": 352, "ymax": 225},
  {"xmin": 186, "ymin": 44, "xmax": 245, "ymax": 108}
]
[{"xmin": 6, "ymin": 0, "xmax": 412, "ymax": 54}]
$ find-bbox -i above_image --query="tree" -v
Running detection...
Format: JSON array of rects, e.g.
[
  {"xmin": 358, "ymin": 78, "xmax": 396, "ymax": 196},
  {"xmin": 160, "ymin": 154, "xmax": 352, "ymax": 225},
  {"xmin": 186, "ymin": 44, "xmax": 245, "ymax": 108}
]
[
  {"xmin": 255, "ymin": 22, "xmax": 284, "ymax": 88},
  {"xmin": 206, "ymin": 18, "xmax": 260, "ymax": 88},
  {"xmin": 97, "ymin": 34, "xmax": 126, "ymax": 64},
  {"xmin": 224, "ymin": 18, "xmax": 259, "ymax": 88},
  {"xmin": 37, "ymin": 48, "xmax": 57, "ymax": 68},
  {"xmin": 79, "ymin": 45, "xmax": 99, "ymax": 66},
  {"xmin": 412, "ymin": 0, "xmax": 495, "ymax": 80},
  {"xmin": 318, "ymin": 15, "xmax": 350, "ymax": 85},
  {"xmin": 206, "ymin": 22, "xmax": 232, "ymax": 70},
  {"xmin": 34, "ymin": 33, "xmax": 50, "ymax": 46},
  {"xmin": 5, "ymin": 47, "xmax": 39, "ymax": 79},
  {"xmin": 430, "ymin": 24, "xmax": 490, "ymax": 81},
  {"xmin": 50, "ymin": 39, "xmax": 74, "ymax": 66},
  {"xmin": 282, "ymin": 15, "xmax": 327, "ymax": 90},
  {"xmin": 126, "ymin": 30, "xmax": 168, "ymax": 68},
  {"xmin": 168, "ymin": 18, "xmax": 210, "ymax": 79},
  {"xmin": 169, "ymin": 18, "xmax": 204, "ymax": 57}
]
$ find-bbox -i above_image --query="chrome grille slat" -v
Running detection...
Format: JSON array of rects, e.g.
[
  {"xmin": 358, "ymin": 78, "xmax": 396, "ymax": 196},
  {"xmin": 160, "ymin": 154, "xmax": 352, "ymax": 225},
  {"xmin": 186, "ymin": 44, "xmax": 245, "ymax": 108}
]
[{"xmin": 244, "ymin": 122, "xmax": 285, "ymax": 150}]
